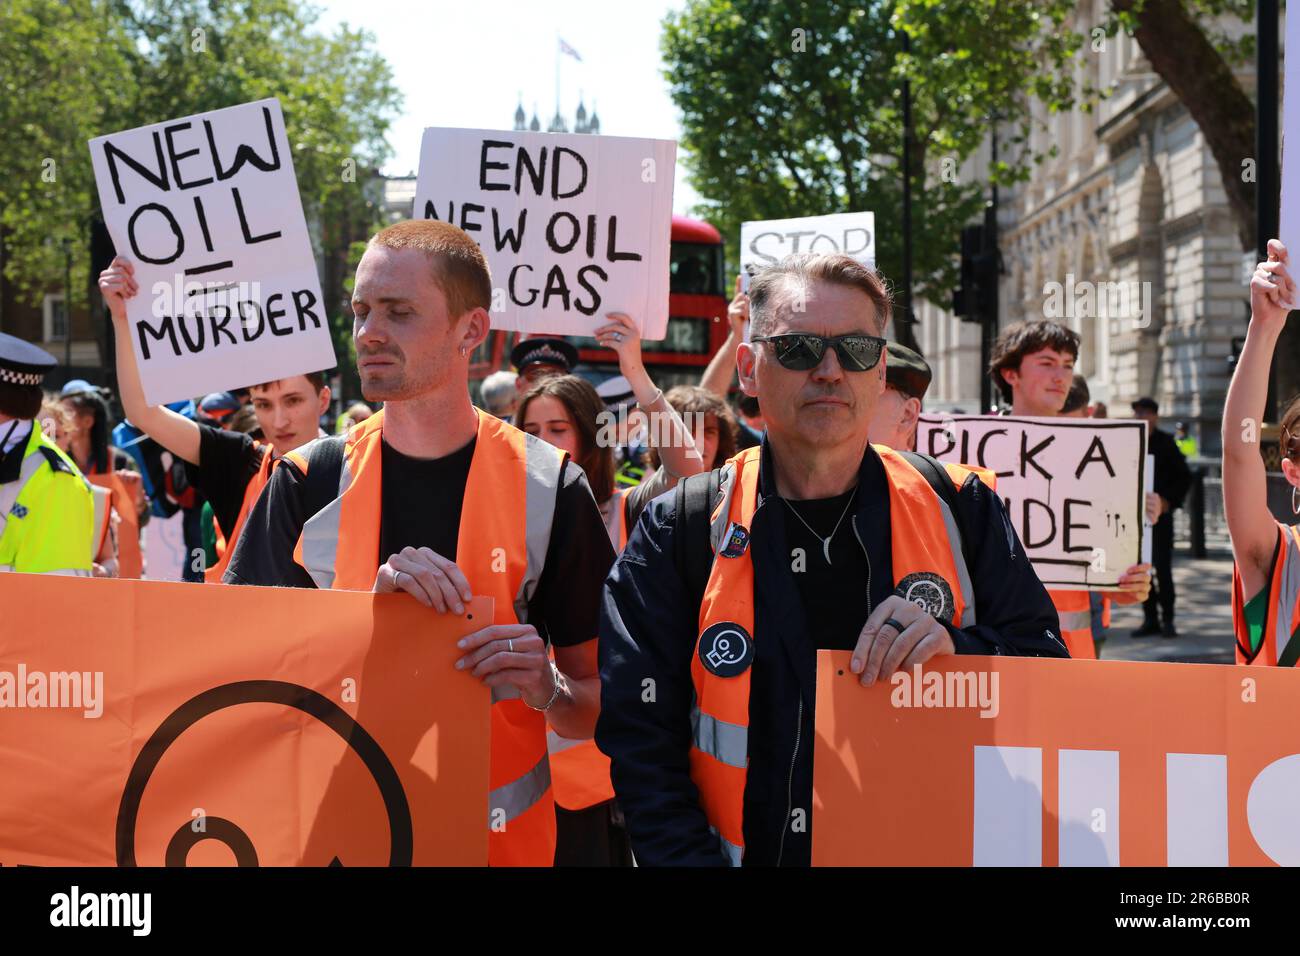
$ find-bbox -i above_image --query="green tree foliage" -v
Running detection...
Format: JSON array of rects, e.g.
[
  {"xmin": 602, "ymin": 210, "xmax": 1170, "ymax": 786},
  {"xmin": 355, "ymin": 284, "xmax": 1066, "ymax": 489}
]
[
  {"xmin": 661, "ymin": 0, "xmax": 1089, "ymax": 303},
  {"xmin": 0, "ymin": 0, "xmax": 400, "ymax": 372}
]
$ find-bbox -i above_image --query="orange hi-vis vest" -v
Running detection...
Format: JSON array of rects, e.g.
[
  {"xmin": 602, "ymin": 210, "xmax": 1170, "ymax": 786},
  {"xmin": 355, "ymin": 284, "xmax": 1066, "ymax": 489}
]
[
  {"xmin": 1048, "ymin": 589, "xmax": 1095, "ymax": 660},
  {"xmin": 205, "ymin": 442, "xmax": 274, "ymax": 584},
  {"xmin": 547, "ymin": 486, "xmax": 631, "ymax": 811},
  {"xmin": 691, "ymin": 444, "xmax": 983, "ymax": 865},
  {"xmin": 86, "ymin": 466, "xmax": 141, "ymax": 579},
  {"xmin": 283, "ymin": 408, "xmax": 567, "ymax": 866},
  {"xmin": 1233, "ymin": 521, "xmax": 1300, "ymax": 666}
]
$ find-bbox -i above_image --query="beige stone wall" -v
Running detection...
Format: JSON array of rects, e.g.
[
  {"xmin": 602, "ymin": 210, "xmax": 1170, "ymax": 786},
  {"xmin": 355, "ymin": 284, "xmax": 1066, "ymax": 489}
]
[{"xmin": 914, "ymin": 6, "xmax": 1259, "ymax": 457}]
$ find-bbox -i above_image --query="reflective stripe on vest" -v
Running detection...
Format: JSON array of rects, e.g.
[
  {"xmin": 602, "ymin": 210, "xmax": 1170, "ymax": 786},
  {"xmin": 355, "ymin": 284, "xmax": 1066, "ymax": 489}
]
[
  {"xmin": 288, "ymin": 408, "xmax": 565, "ymax": 865},
  {"xmin": 1234, "ymin": 522, "xmax": 1300, "ymax": 665},
  {"xmin": 689, "ymin": 445, "xmax": 980, "ymax": 865},
  {"xmin": 1049, "ymin": 588, "xmax": 1096, "ymax": 660},
  {"xmin": 206, "ymin": 443, "xmax": 274, "ymax": 584}
]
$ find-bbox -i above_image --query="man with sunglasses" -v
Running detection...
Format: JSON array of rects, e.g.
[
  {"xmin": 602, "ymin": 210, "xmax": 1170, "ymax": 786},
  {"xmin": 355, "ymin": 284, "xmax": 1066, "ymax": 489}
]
[{"xmin": 597, "ymin": 253, "xmax": 1064, "ymax": 866}]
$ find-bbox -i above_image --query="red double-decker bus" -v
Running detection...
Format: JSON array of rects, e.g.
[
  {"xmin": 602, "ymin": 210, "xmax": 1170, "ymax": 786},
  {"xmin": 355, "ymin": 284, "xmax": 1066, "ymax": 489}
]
[{"xmin": 469, "ymin": 214, "xmax": 730, "ymax": 397}]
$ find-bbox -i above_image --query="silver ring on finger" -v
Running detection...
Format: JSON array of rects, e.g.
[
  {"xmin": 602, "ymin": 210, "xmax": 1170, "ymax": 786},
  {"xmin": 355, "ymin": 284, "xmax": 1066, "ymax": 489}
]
[
  {"xmin": 508, "ymin": 638, "xmax": 514, "ymax": 653},
  {"xmin": 393, "ymin": 569, "xmax": 405, "ymax": 589}
]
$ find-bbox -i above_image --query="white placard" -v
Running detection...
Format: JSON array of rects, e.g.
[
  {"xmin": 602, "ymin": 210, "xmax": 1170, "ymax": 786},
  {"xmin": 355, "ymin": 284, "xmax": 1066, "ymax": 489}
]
[
  {"xmin": 414, "ymin": 128, "xmax": 676, "ymax": 339},
  {"xmin": 141, "ymin": 510, "xmax": 189, "ymax": 581},
  {"xmin": 739, "ymin": 212, "xmax": 876, "ymax": 292},
  {"xmin": 1281, "ymin": 3, "xmax": 1300, "ymax": 306},
  {"xmin": 90, "ymin": 98, "xmax": 335, "ymax": 406},
  {"xmin": 916, "ymin": 415, "xmax": 1148, "ymax": 589}
]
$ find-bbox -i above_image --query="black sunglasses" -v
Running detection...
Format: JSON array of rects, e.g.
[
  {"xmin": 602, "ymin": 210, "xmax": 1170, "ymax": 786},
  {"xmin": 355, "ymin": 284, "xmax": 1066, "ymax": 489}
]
[{"xmin": 750, "ymin": 333, "xmax": 887, "ymax": 372}]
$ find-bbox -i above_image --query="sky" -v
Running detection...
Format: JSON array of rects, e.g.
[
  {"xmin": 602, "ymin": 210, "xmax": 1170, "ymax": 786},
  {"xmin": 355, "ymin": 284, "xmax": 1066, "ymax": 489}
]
[{"xmin": 314, "ymin": 0, "xmax": 701, "ymax": 215}]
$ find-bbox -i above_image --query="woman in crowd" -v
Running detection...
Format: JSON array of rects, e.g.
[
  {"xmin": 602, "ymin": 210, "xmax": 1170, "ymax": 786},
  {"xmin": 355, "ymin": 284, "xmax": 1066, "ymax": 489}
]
[
  {"xmin": 515, "ymin": 313, "xmax": 703, "ymax": 867},
  {"xmin": 58, "ymin": 384, "xmax": 148, "ymax": 578},
  {"xmin": 1225, "ymin": 238, "xmax": 1300, "ymax": 665},
  {"xmin": 518, "ymin": 312, "xmax": 705, "ymax": 548},
  {"xmin": 43, "ymin": 397, "xmax": 118, "ymax": 577}
]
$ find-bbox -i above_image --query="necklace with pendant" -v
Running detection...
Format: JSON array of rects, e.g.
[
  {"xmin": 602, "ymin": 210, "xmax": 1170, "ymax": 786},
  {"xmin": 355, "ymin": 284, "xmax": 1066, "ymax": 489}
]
[{"xmin": 783, "ymin": 485, "xmax": 858, "ymax": 565}]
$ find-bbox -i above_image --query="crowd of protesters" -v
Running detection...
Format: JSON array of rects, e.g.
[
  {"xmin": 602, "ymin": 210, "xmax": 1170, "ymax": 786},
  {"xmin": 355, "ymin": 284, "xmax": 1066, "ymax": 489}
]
[{"xmin": 0, "ymin": 213, "xmax": 1282, "ymax": 869}]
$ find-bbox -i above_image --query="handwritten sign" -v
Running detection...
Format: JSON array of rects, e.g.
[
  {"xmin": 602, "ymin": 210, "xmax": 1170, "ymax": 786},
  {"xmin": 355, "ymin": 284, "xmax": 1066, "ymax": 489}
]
[
  {"xmin": 414, "ymin": 128, "xmax": 676, "ymax": 338},
  {"xmin": 739, "ymin": 212, "xmax": 876, "ymax": 291},
  {"xmin": 916, "ymin": 415, "xmax": 1147, "ymax": 589},
  {"xmin": 90, "ymin": 98, "xmax": 336, "ymax": 405}
]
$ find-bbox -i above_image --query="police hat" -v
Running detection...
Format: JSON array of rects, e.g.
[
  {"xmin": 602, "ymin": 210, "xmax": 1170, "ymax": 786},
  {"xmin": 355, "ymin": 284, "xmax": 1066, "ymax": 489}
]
[
  {"xmin": 884, "ymin": 342, "xmax": 931, "ymax": 401},
  {"xmin": 596, "ymin": 375, "xmax": 636, "ymax": 407},
  {"xmin": 510, "ymin": 337, "xmax": 577, "ymax": 373},
  {"xmin": 0, "ymin": 333, "xmax": 57, "ymax": 388}
]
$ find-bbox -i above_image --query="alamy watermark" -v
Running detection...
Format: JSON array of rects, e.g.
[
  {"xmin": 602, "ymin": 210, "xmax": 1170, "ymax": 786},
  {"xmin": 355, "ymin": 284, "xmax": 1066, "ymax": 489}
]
[
  {"xmin": 890, "ymin": 663, "xmax": 999, "ymax": 719},
  {"xmin": 0, "ymin": 664, "xmax": 103, "ymax": 718},
  {"xmin": 1043, "ymin": 273, "xmax": 1152, "ymax": 328}
]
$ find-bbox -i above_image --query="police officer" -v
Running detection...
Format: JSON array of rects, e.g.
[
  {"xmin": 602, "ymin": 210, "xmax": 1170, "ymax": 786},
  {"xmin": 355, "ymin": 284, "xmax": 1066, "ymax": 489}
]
[
  {"xmin": 0, "ymin": 334, "xmax": 93, "ymax": 575},
  {"xmin": 511, "ymin": 336, "xmax": 578, "ymax": 394},
  {"xmin": 597, "ymin": 254, "xmax": 1066, "ymax": 867}
]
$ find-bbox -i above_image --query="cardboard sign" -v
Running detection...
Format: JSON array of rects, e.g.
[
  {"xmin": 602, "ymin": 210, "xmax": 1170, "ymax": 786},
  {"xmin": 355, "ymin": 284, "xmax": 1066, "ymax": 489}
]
[
  {"xmin": 413, "ymin": 127, "xmax": 676, "ymax": 338},
  {"xmin": 739, "ymin": 212, "xmax": 876, "ymax": 291},
  {"xmin": 916, "ymin": 415, "xmax": 1146, "ymax": 589},
  {"xmin": 814, "ymin": 651, "xmax": 1300, "ymax": 866},
  {"xmin": 90, "ymin": 98, "xmax": 336, "ymax": 405},
  {"xmin": 1281, "ymin": 2, "xmax": 1300, "ymax": 308},
  {"xmin": 0, "ymin": 576, "xmax": 491, "ymax": 866}
]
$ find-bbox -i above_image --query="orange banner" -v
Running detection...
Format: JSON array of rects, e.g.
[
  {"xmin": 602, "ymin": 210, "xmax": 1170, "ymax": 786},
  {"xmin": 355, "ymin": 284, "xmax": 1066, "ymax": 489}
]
[
  {"xmin": 814, "ymin": 652, "xmax": 1300, "ymax": 866},
  {"xmin": 0, "ymin": 575, "xmax": 491, "ymax": 866}
]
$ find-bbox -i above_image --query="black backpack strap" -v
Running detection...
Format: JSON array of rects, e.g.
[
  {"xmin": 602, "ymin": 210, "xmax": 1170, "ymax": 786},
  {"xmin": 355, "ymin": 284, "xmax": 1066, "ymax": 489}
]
[
  {"xmin": 674, "ymin": 468, "xmax": 723, "ymax": 608},
  {"xmin": 301, "ymin": 435, "xmax": 346, "ymax": 521},
  {"xmin": 900, "ymin": 450, "xmax": 975, "ymax": 575}
]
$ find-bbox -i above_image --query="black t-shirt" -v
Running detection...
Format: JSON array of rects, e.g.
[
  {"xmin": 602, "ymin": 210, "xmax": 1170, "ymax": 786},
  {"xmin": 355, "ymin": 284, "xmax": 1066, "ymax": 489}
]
[
  {"xmin": 189, "ymin": 423, "xmax": 266, "ymax": 540},
  {"xmin": 224, "ymin": 435, "xmax": 614, "ymax": 648},
  {"xmin": 779, "ymin": 486, "xmax": 874, "ymax": 649}
]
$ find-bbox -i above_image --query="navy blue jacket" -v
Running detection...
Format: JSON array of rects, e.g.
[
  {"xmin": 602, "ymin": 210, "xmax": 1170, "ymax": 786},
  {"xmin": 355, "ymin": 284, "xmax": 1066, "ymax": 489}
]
[{"xmin": 596, "ymin": 440, "xmax": 1067, "ymax": 866}]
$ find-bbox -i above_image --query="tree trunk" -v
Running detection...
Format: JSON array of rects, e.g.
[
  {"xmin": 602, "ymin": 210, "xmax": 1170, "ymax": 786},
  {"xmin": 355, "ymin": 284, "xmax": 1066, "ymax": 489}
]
[{"xmin": 1114, "ymin": 0, "xmax": 1257, "ymax": 250}]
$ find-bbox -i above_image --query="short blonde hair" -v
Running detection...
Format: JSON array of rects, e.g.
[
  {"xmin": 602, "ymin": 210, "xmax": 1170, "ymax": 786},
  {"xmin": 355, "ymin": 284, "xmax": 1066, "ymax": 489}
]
[{"xmin": 368, "ymin": 219, "xmax": 493, "ymax": 319}]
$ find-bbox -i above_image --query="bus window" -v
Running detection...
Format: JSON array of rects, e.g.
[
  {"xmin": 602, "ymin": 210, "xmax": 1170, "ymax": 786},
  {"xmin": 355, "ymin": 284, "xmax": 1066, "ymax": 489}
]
[{"xmin": 670, "ymin": 242, "xmax": 723, "ymax": 296}]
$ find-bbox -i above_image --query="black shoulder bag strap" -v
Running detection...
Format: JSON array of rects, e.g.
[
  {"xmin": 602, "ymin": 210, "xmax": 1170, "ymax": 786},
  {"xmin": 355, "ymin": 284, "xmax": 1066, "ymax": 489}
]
[
  {"xmin": 900, "ymin": 449, "xmax": 976, "ymax": 576},
  {"xmin": 301, "ymin": 434, "xmax": 347, "ymax": 521},
  {"xmin": 674, "ymin": 468, "xmax": 723, "ymax": 609}
]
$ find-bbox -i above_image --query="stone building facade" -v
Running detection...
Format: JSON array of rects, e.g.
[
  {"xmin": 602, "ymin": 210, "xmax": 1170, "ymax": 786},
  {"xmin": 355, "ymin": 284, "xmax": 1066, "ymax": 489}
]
[{"xmin": 914, "ymin": 6, "xmax": 1259, "ymax": 459}]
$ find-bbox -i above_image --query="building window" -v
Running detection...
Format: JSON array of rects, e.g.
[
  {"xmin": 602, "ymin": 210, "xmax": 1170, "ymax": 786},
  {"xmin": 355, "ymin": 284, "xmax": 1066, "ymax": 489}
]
[{"xmin": 43, "ymin": 293, "xmax": 68, "ymax": 342}]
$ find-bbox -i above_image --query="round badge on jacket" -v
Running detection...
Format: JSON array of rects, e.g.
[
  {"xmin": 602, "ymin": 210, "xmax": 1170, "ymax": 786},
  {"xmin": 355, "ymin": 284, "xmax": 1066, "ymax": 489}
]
[
  {"xmin": 698, "ymin": 622, "xmax": 755, "ymax": 678},
  {"xmin": 897, "ymin": 571, "xmax": 955, "ymax": 621}
]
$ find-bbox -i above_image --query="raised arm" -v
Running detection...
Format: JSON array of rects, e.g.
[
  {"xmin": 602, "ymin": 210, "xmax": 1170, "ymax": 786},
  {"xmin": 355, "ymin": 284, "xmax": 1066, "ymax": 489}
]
[
  {"xmin": 699, "ymin": 275, "xmax": 748, "ymax": 398},
  {"xmin": 98, "ymin": 256, "xmax": 202, "ymax": 465},
  {"xmin": 595, "ymin": 312, "xmax": 704, "ymax": 477},
  {"xmin": 1224, "ymin": 238, "xmax": 1295, "ymax": 600}
]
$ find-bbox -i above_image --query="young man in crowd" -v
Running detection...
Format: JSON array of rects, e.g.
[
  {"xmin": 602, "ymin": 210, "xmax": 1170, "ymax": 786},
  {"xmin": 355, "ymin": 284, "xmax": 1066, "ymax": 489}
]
[
  {"xmin": 988, "ymin": 321, "xmax": 1152, "ymax": 658},
  {"xmin": 97, "ymin": 255, "xmax": 331, "ymax": 582},
  {"xmin": 223, "ymin": 220, "xmax": 614, "ymax": 867}
]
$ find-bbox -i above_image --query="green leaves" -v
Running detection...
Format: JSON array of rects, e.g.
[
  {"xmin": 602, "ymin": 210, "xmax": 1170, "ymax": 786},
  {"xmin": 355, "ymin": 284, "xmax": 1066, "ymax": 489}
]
[
  {"xmin": 661, "ymin": 0, "xmax": 1097, "ymax": 301},
  {"xmin": 0, "ymin": 0, "xmax": 399, "ymax": 357}
]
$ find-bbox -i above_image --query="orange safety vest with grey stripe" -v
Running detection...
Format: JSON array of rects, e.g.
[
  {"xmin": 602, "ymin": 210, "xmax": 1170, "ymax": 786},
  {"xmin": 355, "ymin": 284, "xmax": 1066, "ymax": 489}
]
[
  {"xmin": 282, "ymin": 408, "xmax": 566, "ymax": 867},
  {"xmin": 204, "ymin": 442, "xmax": 274, "ymax": 584},
  {"xmin": 1048, "ymin": 588, "xmax": 1095, "ymax": 660},
  {"xmin": 1233, "ymin": 521, "xmax": 1300, "ymax": 666},
  {"xmin": 546, "ymin": 486, "xmax": 631, "ymax": 811},
  {"xmin": 690, "ymin": 444, "xmax": 987, "ymax": 865}
]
